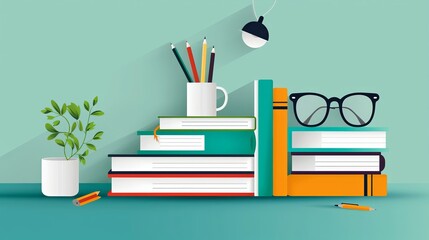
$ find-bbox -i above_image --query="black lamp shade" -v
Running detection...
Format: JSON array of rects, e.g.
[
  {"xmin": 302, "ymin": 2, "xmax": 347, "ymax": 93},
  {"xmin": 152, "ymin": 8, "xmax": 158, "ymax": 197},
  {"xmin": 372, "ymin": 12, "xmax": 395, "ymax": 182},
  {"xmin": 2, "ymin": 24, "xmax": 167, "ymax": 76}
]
[{"xmin": 241, "ymin": 16, "xmax": 269, "ymax": 41}]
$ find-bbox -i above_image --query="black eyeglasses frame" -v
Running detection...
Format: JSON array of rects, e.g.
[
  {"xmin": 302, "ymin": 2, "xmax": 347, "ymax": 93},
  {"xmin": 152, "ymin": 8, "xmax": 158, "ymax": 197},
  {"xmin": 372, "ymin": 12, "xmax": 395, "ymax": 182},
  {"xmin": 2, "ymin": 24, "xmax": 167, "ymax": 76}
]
[{"xmin": 289, "ymin": 92, "xmax": 380, "ymax": 127}]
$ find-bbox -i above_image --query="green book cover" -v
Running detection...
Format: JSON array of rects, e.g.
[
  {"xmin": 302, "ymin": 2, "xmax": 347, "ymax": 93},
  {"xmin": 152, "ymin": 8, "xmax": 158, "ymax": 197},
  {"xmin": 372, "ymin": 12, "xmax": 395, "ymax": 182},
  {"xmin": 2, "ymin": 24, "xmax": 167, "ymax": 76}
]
[
  {"xmin": 255, "ymin": 79, "xmax": 273, "ymax": 197},
  {"xmin": 137, "ymin": 130, "xmax": 256, "ymax": 155}
]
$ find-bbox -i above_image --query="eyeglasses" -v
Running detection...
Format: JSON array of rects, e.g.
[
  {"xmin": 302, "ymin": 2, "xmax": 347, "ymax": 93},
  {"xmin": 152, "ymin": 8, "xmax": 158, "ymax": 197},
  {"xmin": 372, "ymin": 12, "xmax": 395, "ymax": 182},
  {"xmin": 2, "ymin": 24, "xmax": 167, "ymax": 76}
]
[{"xmin": 289, "ymin": 92, "xmax": 379, "ymax": 127}]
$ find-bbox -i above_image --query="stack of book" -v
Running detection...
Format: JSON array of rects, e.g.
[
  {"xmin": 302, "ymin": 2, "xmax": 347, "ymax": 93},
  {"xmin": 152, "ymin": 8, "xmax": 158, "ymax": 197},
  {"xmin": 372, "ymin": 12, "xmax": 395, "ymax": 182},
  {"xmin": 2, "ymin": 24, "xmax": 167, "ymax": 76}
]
[
  {"xmin": 108, "ymin": 117, "xmax": 257, "ymax": 196},
  {"xmin": 287, "ymin": 127, "xmax": 388, "ymax": 196},
  {"xmin": 107, "ymin": 79, "xmax": 389, "ymax": 197},
  {"xmin": 108, "ymin": 79, "xmax": 276, "ymax": 197}
]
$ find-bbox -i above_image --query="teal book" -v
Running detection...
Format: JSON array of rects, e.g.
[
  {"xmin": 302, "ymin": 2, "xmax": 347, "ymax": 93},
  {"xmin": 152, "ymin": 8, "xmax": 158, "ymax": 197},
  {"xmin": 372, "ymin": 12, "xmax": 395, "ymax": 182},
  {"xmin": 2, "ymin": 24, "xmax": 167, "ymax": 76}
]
[
  {"xmin": 254, "ymin": 79, "xmax": 273, "ymax": 197},
  {"xmin": 137, "ymin": 130, "xmax": 256, "ymax": 155},
  {"xmin": 289, "ymin": 127, "xmax": 387, "ymax": 152}
]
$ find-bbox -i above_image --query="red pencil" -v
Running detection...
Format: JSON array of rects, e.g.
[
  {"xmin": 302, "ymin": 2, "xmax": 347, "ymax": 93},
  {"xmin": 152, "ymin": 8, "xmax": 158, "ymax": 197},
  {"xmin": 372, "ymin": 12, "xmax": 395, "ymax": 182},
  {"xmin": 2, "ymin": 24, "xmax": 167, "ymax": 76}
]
[{"xmin": 186, "ymin": 41, "xmax": 200, "ymax": 82}]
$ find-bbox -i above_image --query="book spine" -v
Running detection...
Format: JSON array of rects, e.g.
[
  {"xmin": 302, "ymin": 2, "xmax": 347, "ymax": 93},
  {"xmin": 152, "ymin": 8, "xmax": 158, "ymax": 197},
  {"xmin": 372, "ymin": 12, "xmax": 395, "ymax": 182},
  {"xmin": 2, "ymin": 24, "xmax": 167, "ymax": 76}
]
[
  {"xmin": 287, "ymin": 174, "xmax": 387, "ymax": 196},
  {"xmin": 273, "ymin": 88, "xmax": 288, "ymax": 196},
  {"xmin": 138, "ymin": 131, "xmax": 256, "ymax": 155},
  {"xmin": 255, "ymin": 80, "xmax": 273, "ymax": 196}
]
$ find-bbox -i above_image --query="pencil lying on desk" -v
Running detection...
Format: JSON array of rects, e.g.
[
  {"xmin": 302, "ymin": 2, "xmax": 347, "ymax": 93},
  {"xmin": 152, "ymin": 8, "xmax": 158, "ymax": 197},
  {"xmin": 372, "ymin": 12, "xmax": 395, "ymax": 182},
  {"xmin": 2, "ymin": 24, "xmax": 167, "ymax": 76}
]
[
  {"xmin": 208, "ymin": 46, "xmax": 215, "ymax": 83},
  {"xmin": 73, "ymin": 191, "xmax": 101, "ymax": 206},
  {"xmin": 200, "ymin": 37, "xmax": 207, "ymax": 83},
  {"xmin": 186, "ymin": 41, "xmax": 200, "ymax": 82},
  {"xmin": 171, "ymin": 43, "xmax": 193, "ymax": 82},
  {"xmin": 335, "ymin": 203, "xmax": 375, "ymax": 211}
]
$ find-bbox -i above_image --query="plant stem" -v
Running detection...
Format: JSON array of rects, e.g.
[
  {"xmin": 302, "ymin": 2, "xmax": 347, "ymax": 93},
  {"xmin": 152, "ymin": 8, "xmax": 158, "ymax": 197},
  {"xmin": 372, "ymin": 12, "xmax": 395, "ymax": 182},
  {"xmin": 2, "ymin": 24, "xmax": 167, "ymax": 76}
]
[
  {"xmin": 69, "ymin": 106, "xmax": 93, "ymax": 159},
  {"xmin": 60, "ymin": 114, "xmax": 71, "ymax": 160}
]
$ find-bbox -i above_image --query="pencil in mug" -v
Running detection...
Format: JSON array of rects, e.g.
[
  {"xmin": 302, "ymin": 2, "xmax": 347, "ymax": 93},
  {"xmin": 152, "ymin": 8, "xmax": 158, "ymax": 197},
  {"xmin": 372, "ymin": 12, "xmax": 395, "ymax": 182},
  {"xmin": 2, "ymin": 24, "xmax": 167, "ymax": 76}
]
[
  {"xmin": 186, "ymin": 41, "xmax": 200, "ymax": 82},
  {"xmin": 208, "ymin": 46, "xmax": 215, "ymax": 83},
  {"xmin": 73, "ymin": 191, "xmax": 101, "ymax": 206},
  {"xmin": 200, "ymin": 37, "xmax": 207, "ymax": 83},
  {"xmin": 170, "ymin": 43, "xmax": 193, "ymax": 82}
]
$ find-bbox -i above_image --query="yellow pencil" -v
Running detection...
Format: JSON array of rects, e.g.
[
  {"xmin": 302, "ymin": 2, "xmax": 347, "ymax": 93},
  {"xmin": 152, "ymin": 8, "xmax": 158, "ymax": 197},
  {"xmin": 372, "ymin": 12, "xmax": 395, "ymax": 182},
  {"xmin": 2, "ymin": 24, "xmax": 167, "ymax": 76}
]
[
  {"xmin": 200, "ymin": 37, "xmax": 207, "ymax": 83},
  {"xmin": 73, "ymin": 191, "xmax": 101, "ymax": 206}
]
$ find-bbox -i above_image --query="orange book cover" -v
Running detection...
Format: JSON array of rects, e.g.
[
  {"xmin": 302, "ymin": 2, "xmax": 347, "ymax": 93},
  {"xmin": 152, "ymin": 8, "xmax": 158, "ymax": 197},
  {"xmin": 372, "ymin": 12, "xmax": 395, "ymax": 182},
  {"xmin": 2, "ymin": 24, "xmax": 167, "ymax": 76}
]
[
  {"xmin": 288, "ymin": 174, "xmax": 387, "ymax": 196},
  {"xmin": 273, "ymin": 88, "xmax": 288, "ymax": 196}
]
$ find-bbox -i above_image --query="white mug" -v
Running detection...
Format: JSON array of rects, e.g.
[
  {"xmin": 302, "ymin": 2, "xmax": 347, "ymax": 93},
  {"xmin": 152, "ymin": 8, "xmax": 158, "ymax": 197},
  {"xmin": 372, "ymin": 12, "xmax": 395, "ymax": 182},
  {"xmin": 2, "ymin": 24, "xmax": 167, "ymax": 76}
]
[{"xmin": 187, "ymin": 83, "xmax": 228, "ymax": 116}]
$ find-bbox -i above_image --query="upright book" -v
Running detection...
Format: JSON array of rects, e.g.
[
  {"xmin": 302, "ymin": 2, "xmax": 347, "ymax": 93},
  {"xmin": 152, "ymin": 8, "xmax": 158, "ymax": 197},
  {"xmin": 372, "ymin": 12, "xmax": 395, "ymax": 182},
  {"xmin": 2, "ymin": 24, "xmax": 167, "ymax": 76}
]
[
  {"xmin": 254, "ymin": 79, "xmax": 273, "ymax": 196},
  {"xmin": 273, "ymin": 88, "xmax": 288, "ymax": 196}
]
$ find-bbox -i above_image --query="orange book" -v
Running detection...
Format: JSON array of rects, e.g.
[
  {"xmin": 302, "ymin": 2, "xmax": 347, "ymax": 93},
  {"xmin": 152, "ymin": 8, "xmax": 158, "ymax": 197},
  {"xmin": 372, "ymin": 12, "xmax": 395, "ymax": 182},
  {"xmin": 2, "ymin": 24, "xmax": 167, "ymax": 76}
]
[
  {"xmin": 288, "ymin": 174, "xmax": 387, "ymax": 196},
  {"xmin": 273, "ymin": 88, "xmax": 288, "ymax": 196}
]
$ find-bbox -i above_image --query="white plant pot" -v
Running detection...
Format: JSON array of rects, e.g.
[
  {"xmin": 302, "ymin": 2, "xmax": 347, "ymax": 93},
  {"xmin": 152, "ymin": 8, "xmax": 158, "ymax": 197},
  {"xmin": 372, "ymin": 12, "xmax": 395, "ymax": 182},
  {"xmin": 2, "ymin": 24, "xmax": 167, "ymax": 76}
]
[{"xmin": 41, "ymin": 157, "xmax": 79, "ymax": 197}]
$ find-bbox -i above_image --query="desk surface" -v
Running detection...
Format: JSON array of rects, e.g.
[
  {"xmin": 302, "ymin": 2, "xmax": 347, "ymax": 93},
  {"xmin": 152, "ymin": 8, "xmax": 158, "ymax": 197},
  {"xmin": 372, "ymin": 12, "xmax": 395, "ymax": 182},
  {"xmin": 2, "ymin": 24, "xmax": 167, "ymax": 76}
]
[{"xmin": 0, "ymin": 183, "xmax": 427, "ymax": 240}]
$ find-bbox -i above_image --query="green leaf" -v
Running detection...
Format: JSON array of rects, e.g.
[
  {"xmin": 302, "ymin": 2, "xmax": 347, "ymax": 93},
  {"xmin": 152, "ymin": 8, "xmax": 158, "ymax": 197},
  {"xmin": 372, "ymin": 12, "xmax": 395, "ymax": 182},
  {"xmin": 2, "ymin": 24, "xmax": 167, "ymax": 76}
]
[
  {"xmin": 41, "ymin": 108, "xmax": 52, "ymax": 114},
  {"xmin": 47, "ymin": 133, "xmax": 59, "ymax": 140},
  {"xmin": 47, "ymin": 115, "xmax": 55, "ymax": 120},
  {"xmin": 78, "ymin": 120, "xmax": 83, "ymax": 131},
  {"xmin": 93, "ymin": 131, "xmax": 104, "ymax": 140},
  {"xmin": 86, "ymin": 143, "xmax": 96, "ymax": 151},
  {"xmin": 53, "ymin": 120, "xmax": 60, "ymax": 126},
  {"xmin": 79, "ymin": 155, "xmax": 86, "ymax": 165},
  {"xmin": 45, "ymin": 123, "xmax": 58, "ymax": 133},
  {"xmin": 93, "ymin": 96, "xmax": 98, "ymax": 106},
  {"xmin": 55, "ymin": 139, "xmax": 65, "ymax": 147},
  {"xmin": 67, "ymin": 103, "xmax": 80, "ymax": 120},
  {"xmin": 82, "ymin": 149, "xmax": 89, "ymax": 157},
  {"xmin": 66, "ymin": 139, "xmax": 74, "ymax": 149},
  {"xmin": 61, "ymin": 103, "xmax": 67, "ymax": 115},
  {"xmin": 91, "ymin": 110, "xmax": 104, "ymax": 116},
  {"xmin": 70, "ymin": 134, "xmax": 79, "ymax": 148},
  {"xmin": 71, "ymin": 122, "xmax": 77, "ymax": 132},
  {"xmin": 86, "ymin": 122, "xmax": 96, "ymax": 131},
  {"xmin": 84, "ymin": 101, "xmax": 90, "ymax": 111},
  {"xmin": 51, "ymin": 100, "xmax": 61, "ymax": 114}
]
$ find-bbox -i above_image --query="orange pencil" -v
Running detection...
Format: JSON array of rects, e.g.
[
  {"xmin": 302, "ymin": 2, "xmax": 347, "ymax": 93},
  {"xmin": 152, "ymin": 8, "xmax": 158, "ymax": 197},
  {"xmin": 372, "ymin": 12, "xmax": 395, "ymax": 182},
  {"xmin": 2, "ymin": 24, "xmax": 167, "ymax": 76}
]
[
  {"xmin": 186, "ymin": 41, "xmax": 200, "ymax": 82},
  {"xmin": 73, "ymin": 191, "xmax": 101, "ymax": 206},
  {"xmin": 335, "ymin": 203, "xmax": 375, "ymax": 211}
]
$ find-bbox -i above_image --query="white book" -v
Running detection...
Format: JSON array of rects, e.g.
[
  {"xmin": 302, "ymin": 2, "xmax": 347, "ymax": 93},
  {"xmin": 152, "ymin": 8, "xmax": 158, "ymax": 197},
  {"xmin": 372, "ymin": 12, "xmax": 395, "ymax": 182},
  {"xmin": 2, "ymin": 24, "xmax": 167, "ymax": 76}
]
[
  {"xmin": 140, "ymin": 135, "xmax": 205, "ymax": 151},
  {"xmin": 291, "ymin": 153, "xmax": 385, "ymax": 173},
  {"xmin": 110, "ymin": 177, "xmax": 254, "ymax": 193},
  {"xmin": 291, "ymin": 129, "xmax": 387, "ymax": 149},
  {"xmin": 110, "ymin": 154, "xmax": 254, "ymax": 172},
  {"xmin": 159, "ymin": 116, "xmax": 255, "ymax": 130}
]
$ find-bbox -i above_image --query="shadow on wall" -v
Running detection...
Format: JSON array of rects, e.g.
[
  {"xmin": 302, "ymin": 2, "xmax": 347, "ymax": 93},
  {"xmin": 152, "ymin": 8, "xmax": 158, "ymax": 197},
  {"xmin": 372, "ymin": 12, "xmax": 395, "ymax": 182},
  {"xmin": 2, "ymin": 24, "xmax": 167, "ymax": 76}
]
[
  {"xmin": 185, "ymin": 5, "xmax": 255, "ymax": 68},
  {"xmin": 0, "ymin": 6, "xmax": 255, "ymax": 183},
  {"xmin": 83, "ymin": 119, "xmax": 159, "ymax": 183},
  {"xmin": 104, "ymin": 5, "xmax": 255, "ymax": 132},
  {"xmin": 218, "ymin": 82, "xmax": 254, "ymax": 116}
]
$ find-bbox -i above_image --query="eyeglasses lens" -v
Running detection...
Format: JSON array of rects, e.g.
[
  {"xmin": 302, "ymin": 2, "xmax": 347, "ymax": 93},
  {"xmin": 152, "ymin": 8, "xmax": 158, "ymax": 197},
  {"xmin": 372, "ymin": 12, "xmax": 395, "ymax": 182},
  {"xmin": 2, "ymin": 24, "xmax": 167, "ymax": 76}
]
[
  {"xmin": 295, "ymin": 94, "xmax": 327, "ymax": 126},
  {"xmin": 342, "ymin": 94, "xmax": 374, "ymax": 126}
]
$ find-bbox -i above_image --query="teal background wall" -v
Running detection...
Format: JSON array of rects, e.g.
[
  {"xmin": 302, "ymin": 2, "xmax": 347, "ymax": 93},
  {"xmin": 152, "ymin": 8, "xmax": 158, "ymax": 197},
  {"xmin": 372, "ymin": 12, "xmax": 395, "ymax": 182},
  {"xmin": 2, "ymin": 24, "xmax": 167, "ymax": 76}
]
[{"xmin": 0, "ymin": 0, "xmax": 428, "ymax": 183}]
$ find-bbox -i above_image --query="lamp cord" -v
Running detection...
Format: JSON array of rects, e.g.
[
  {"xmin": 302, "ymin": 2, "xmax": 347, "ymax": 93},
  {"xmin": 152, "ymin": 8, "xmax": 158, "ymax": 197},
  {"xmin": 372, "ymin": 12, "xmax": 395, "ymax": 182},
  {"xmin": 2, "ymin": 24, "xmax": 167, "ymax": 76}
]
[{"xmin": 252, "ymin": 0, "xmax": 277, "ymax": 19}]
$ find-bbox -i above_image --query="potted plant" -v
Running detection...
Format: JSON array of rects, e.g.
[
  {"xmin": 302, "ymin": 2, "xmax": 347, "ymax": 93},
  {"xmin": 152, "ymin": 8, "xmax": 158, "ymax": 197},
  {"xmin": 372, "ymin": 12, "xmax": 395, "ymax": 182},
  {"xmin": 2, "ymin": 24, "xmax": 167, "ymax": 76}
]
[{"xmin": 41, "ymin": 97, "xmax": 104, "ymax": 196}]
